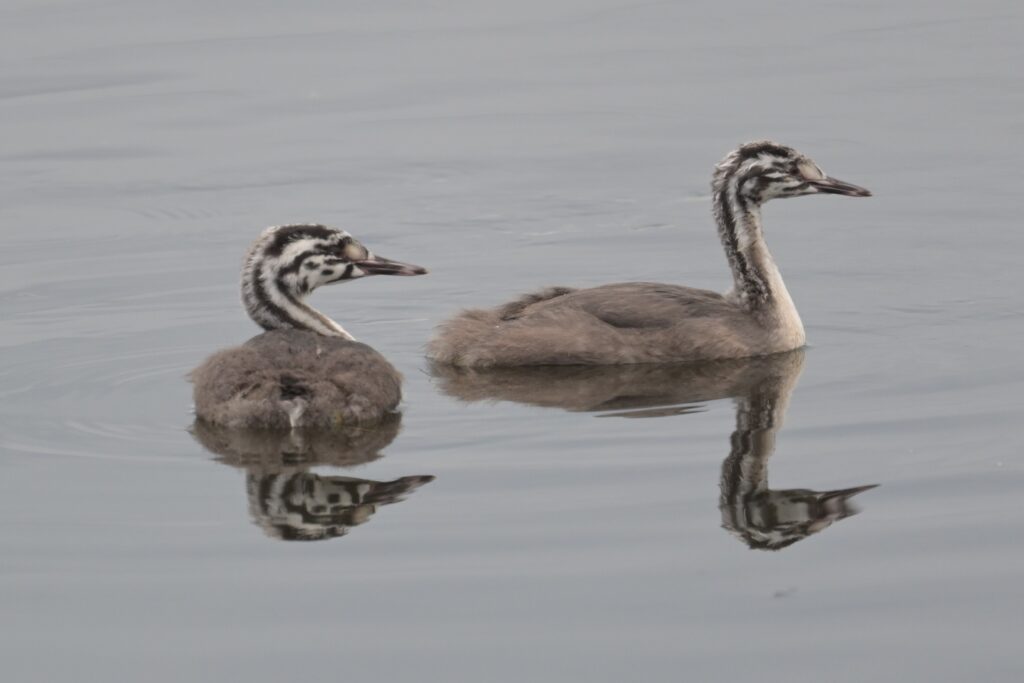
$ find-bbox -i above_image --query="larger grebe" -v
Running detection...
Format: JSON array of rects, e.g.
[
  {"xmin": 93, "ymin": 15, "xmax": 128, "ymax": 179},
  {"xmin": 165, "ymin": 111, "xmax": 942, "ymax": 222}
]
[
  {"xmin": 191, "ymin": 224, "xmax": 427, "ymax": 429},
  {"xmin": 428, "ymin": 141, "xmax": 870, "ymax": 367}
]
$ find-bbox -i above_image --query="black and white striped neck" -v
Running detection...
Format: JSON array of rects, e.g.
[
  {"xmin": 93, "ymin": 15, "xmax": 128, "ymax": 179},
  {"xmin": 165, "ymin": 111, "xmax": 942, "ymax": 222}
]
[
  {"xmin": 240, "ymin": 227, "xmax": 355, "ymax": 340},
  {"xmin": 710, "ymin": 157, "xmax": 803, "ymax": 349},
  {"xmin": 712, "ymin": 173, "xmax": 774, "ymax": 310}
]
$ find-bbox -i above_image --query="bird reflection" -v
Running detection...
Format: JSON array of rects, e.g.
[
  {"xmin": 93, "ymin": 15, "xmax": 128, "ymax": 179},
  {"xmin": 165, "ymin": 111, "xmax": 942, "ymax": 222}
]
[
  {"xmin": 191, "ymin": 414, "xmax": 434, "ymax": 542},
  {"xmin": 432, "ymin": 350, "xmax": 876, "ymax": 550}
]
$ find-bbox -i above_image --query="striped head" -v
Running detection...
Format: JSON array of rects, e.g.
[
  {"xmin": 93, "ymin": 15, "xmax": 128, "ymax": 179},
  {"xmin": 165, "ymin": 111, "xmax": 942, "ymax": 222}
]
[
  {"xmin": 241, "ymin": 224, "xmax": 427, "ymax": 336},
  {"xmin": 712, "ymin": 141, "xmax": 871, "ymax": 204}
]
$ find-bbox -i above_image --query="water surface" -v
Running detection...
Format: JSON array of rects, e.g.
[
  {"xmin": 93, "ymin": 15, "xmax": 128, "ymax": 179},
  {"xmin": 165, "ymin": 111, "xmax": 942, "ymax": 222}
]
[{"xmin": 2, "ymin": 1, "xmax": 1023, "ymax": 681}]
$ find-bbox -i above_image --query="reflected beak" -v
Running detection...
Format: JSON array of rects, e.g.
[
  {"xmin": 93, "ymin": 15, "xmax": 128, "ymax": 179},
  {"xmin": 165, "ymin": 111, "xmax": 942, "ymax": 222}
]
[
  {"xmin": 819, "ymin": 484, "xmax": 880, "ymax": 501},
  {"xmin": 809, "ymin": 176, "xmax": 872, "ymax": 197},
  {"xmin": 355, "ymin": 256, "xmax": 428, "ymax": 276}
]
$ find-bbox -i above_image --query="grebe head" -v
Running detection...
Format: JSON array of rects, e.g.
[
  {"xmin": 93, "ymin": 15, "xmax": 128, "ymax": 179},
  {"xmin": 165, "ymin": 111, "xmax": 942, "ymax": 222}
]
[
  {"xmin": 247, "ymin": 224, "xmax": 427, "ymax": 297},
  {"xmin": 241, "ymin": 224, "xmax": 427, "ymax": 336},
  {"xmin": 712, "ymin": 141, "xmax": 871, "ymax": 206}
]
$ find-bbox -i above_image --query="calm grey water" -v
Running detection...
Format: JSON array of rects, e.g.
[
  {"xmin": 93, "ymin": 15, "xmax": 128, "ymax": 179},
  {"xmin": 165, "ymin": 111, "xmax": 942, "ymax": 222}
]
[{"xmin": 2, "ymin": 1, "xmax": 1023, "ymax": 680}]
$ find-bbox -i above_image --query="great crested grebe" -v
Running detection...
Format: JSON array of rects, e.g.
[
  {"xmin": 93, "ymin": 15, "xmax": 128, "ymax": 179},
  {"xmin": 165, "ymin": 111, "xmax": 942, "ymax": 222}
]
[
  {"xmin": 191, "ymin": 224, "xmax": 427, "ymax": 429},
  {"xmin": 427, "ymin": 141, "xmax": 870, "ymax": 367}
]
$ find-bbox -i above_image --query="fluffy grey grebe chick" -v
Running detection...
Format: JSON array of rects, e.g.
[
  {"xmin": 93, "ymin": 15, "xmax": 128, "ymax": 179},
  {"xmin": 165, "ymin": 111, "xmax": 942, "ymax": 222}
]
[
  {"xmin": 190, "ymin": 224, "xmax": 427, "ymax": 429},
  {"xmin": 427, "ymin": 141, "xmax": 871, "ymax": 367}
]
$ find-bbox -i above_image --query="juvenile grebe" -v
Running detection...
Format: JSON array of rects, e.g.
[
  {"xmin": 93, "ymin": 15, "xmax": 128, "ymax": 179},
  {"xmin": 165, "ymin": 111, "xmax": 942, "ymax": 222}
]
[
  {"xmin": 191, "ymin": 224, "xmax": 427, "ymax": 429},
  {"xmin": 427, "ymin": 141, "xmax": 870, "ymax": 367}
]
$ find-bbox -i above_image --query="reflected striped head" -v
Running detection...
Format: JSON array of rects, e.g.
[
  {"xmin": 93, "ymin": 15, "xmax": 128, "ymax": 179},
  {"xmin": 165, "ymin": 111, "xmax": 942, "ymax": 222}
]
[
  {"xmin": 241, "ymin": 224, "xmax": 427, "ymax": 336},
  {"xmin": 712, "ymin": 141, "xmax": 871, "ymax": 205},
  {"xmin": 246, "ymin": 472, "xmax": 436, "ymax": 542}
]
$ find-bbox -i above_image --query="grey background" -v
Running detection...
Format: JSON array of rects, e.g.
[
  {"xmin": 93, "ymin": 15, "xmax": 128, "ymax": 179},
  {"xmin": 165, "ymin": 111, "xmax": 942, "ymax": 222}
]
[{"xmin": 2, "ymin": 1, "xmax": 1022, "ymax": 681}]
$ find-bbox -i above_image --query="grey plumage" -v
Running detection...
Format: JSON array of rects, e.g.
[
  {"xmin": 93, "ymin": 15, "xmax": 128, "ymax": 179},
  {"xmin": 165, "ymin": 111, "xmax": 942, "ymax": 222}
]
[
  {"xmin": 428, "ymin": 283, "xmax": 767, "ymax": 366},
  {"xmin": 191, "ymin": 330, "xmax": 404, "ymax": 429},
  {"xmin": 428, "ymin": 141, "xmax": 870, "ymax": 367},
  {"xmin": 190, "ymin": 224, "xmax": 427, "ymax": 429}
]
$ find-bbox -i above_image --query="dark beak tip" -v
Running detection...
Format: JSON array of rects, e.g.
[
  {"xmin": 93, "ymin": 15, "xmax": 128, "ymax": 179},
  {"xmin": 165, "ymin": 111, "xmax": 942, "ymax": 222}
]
[
  {"xmin": 816, "ymin": 177, "xmax": 872, "ymax": 198},
  {"xmin": 357, "ymin": 258, "xmax": 428, "ymax": 276}
]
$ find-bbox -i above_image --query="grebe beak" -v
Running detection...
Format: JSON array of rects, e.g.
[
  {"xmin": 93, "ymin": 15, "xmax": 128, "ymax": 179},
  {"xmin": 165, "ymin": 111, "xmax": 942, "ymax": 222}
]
[
  {"xmin": 355, "ymin": 256, "xmax": 429, "ymax": 276},
  {"xmin": 808, "ymin": 176, "xmax": 872, "ymax": 197}
]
